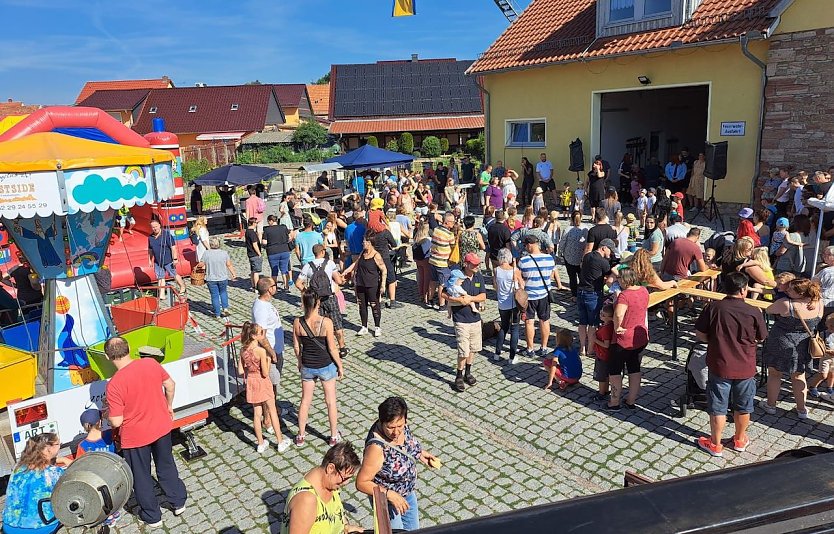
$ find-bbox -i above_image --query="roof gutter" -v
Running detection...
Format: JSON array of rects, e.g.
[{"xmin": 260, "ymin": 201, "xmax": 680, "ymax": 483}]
[
  {"xmin": 739, "ymin": 28, "xmax": 772, "ymax": 205},
  {"xmin": 474, "ymin": 76, "xmax": 491, "ymax": 164}
]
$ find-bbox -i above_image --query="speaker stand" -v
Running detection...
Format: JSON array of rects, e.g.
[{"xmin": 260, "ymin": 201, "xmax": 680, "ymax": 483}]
[{"xmin": 690, "ymin": 179, "xmax": 725, "ymax": 230}]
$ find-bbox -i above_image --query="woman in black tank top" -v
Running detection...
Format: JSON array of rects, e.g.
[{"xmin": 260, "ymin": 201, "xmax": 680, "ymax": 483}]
[
  {"xmin": 343, "ymin": 232, "xmax": 387, "ymax": 336},
  {"xmin": 292, "ymin": 290, "xmax": 345, "ymax": 446}
]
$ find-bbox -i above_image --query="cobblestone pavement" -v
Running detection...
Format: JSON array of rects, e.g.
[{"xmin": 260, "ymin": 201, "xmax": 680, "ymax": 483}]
[{"xmin": 6, "ymin": 210, "xmax": 834, "ymax": 533}]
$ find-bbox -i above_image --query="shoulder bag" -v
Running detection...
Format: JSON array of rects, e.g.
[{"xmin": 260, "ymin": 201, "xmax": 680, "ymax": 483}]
[
  {"xmin": 528, "ymin": 254, "xmax": 559, "ymax": 304},
  {"xmin": 793, "ymin": 301, "xmax": 825, "ymax": 359}
]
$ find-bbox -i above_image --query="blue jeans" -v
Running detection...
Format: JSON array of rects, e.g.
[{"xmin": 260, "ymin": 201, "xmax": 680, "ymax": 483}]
[
  {"xmin": 577, "ymin": 290, "xmax": 602, "ymax": 326},
  {"xmin": 371, "ymin": 491, "xmax": 420, "ymax": 530},
  {"xmin": 206, "ymin": 280, "xmax": 229, "ymax": 317},
  {"xmin": 268, "ymin": 252, "xmax": 291, "ymax": 276}
]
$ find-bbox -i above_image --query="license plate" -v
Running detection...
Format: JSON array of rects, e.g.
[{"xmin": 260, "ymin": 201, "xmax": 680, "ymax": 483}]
[{"xmin": 14, "ymin": 421, "xmax": 59, "ymax": 447}]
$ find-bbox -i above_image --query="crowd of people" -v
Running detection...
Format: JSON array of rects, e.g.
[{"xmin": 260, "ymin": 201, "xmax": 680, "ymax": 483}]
[{"xmin": 6, "ymin": 157, "xmax": 834, "ymax": 533}]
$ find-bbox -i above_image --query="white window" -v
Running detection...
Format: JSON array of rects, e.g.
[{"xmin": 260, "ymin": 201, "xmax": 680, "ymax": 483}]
[
  {"xmin": 505, "ymin": 119, "xmax": 546, "ymax": 147},
  {"xmin": 188, "ymin": 105, "xmax": 197, "ymax": 113},
  {"xmin": 230, "ymin": 103, "xmax": 239, "ymax": 111},
  {"xmin": 149, "ymin": 107, "xmax": 157, "ymax": 114},
  {"xmin": 608, "ymin": 0, "xmax": 672, "ymax": 23},
  {"xmin": 610, "ymin": 0, "xmax": 634, "ymax": 21}
]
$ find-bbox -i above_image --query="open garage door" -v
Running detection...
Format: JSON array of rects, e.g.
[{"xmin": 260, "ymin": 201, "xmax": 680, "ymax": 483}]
[{"xmin": 599, "ymin": 85, "xmax": 708, "ymax": 183}]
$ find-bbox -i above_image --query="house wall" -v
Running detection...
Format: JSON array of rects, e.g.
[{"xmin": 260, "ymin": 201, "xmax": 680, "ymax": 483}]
[
  {"xmin": 282, "ymin": 106, "xmax": 301, "ymax": 127},
  {"xmin": 759, "ymin": 1, "xmax": 834, "ymax": 179},
  {"xmin": 484, "ymin": 41, "xmax": 768, "ymax": 203}
]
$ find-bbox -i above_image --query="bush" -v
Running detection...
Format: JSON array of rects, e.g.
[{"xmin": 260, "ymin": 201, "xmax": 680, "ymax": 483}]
[
  {"xmin": 385, "ymin": 139, "xmax": 399, "ymax": 151},
  {"xmin": 182, "ymin": 159, "xmax": 213, "ymax": 182},
  {"xmin": 412, "ymin": 150, "xmax": 422, "ymax": 158},
  {"xmin": 421, "ymin": 136, "xmax": 442, "ymax": 158},
  {"xmin": 366, "ymin": 135, "xmax": 378, "ymax": 147},
  {"xmin": 292, "ymin": 120, "xmax": 328, "ymax": 150},
  {"xmin": 399, "ymin": 132, "xmax": 414, "ymax": 154},
  {"xmin": 465, "ymin": 133, "xmax": 485, "ymax": 161},
  {"xmin": 440, "ymin": 137, "xmax": 449, "ymax": 154}
]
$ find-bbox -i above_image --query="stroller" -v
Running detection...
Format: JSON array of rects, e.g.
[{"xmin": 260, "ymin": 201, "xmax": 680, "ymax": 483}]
[{"xmin": 677, "ymin": 343, "xmax": 709, "ymax": 417}]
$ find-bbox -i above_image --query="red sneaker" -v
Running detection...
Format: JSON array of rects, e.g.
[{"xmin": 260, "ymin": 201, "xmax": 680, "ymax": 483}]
[
  {"xmin": 731, "ymin": 436, "xmax": 750, "ymax": 452},
  {"xmin": 697, "ymin": 436, "xmax": 723, "ymax": 457}
]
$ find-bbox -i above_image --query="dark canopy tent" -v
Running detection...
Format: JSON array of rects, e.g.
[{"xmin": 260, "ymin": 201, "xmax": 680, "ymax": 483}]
[
  {"xmin": 325, "ymin": 144, "xmax": 413, "ymax": 170},
  {"xmin": 192, "ymin": 163, "xmax": 279, "ymax": 186}
]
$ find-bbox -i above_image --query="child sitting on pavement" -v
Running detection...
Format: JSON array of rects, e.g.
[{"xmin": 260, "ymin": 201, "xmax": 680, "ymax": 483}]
[
  {"xmin": 544, "ymin": 329, "xmax": 582, "ymax": 390},
  {"xmin": 76, "ymin": 408, "xmax": 122, "ymax": 527},
  {"xmin": 589, "ymin": 304, "xmax": 614, "ymax": 401},
  {"xmin": 810, "ymin": 314, "xmax": 834, "ymax": 399},
  {"xmin": 444, "ymin": 269, "xmax": 478, "ymax": 318}
]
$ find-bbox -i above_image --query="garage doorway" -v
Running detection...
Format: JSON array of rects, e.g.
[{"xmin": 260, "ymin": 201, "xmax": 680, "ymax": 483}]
[{"xmin": 598, "ymin": 85, "xmax": 709, "ymax": 171}]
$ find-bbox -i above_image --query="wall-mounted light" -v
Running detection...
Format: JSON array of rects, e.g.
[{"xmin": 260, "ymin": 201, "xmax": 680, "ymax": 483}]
[{"xmin": 637, "ymin": 75, "xmax": 651, "ymax": 85}]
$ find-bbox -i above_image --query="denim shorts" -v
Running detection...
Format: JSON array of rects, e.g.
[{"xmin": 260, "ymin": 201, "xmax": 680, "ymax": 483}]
[
  {"xmin": 300, "ymin": 362, "xmax": 338, "ymax": 382},
  {"xmin": 154, "ymin": 262, "xmax": 176, "ymax": 279},
  {"xmin": 706, "ymin": 376, "xmax": 756, "ymax": 415},
  {"xmin": 431, "ymin": 264, "xmax": 451, "ymax": 285},
  {"xmin": 249, "ymin": 255, "xmax": 263, "ymax": 274},
  {"xmin": 577, "ymin": 290, "xmax": 602, "ymax": 326}
]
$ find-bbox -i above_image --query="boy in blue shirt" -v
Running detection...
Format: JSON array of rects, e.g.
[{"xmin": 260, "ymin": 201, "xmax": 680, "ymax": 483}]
[{"xmin": 76, "ymin": 409, "xmax": 122, "ymax": 526}]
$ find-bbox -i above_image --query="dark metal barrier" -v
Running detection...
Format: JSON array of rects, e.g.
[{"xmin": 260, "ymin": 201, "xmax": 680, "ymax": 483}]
[{"xmin": 414, "ymin": 448, "xmax": 834, "ymax": 534}]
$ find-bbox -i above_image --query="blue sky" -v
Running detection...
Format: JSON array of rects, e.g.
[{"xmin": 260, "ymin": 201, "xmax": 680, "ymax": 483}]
[{"xmin": 0, "ymin": 0, "xmax": 530, "ymax": 105}]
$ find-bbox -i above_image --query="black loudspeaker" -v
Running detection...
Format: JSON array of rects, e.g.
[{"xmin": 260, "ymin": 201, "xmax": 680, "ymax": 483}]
[
  {"xmin": 704, "ymin": 141, "xmax": 728, "ymax": 180},
  {"xmin": 569, "ymin": 138, "xmax": 585, "ymax": 172}
]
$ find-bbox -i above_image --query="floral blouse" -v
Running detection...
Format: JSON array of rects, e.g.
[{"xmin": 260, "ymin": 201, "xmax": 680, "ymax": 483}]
[
  {"xmin": 365, "ymin": 423, "xmax": 423, "ymax": 496},
  {"xmin": 3, "ymin": 465, "xmax": 64, "ymax": 529},
  {"xmin": 559, "ymin": 226, "xmax": 587, "ymax": 266}
]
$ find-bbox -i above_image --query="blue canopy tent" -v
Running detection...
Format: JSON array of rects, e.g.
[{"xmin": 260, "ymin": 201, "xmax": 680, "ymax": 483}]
[
  {"xmin": 325, "ymin": 144, "xmax": 413, "ymax": 170},
  {"xmin": 192, "ymin": 163, "xmax": 279, "ymax": 186}
]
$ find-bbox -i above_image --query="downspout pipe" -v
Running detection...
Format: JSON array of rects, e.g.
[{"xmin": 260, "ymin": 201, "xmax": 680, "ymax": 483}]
[
  {"xmin": 740, "ymin": 31, "xmax": 769, "ymax": 205},
  {"xmin": 475, "ymin": 76, "xmax": 491, "ymax": 165}
]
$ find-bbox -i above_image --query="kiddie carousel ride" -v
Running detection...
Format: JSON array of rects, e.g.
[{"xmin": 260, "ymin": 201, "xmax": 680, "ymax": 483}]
[{"xmin": 0, "ymin": 125, "xmax": 228, "ymax": 472}]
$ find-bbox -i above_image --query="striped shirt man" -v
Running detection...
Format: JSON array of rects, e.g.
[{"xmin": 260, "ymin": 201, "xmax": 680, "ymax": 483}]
[
  {"xmin": 429, "ymin": 225, "xmax": 455, "ymax": 268},
  {"xmin": 518, "ymin": 253, "xmax": 556, "ymax": 301}
]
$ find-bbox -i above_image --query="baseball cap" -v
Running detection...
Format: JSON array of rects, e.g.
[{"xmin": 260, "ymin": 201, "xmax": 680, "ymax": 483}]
[
  {"xmin": 80, "ymin": 408, "xmax": 102, "ymax": 426},
  {"xmin": 464, "ymin": 252, "xmax": 481, "ymax": 266},
  {"xmin": 672, "ymin": 192, "xmax": 684, "ymax": 199},
  {"xmin": 738, "ymin": 207, "xmax": 754, "ymax": 219},
  {"xmin": 522, "ymin": 234, "xmax": 540, "ymax": 245},
  {"xmin": 640, "ymin": 188, "xmax": 647, "ymax": 194},
  {"xmin": 370, "ymin": 198, "xmax": 384, "ymax": 210},
  {"xmin": 598, "ymin": 238, "xmax": 617, "ymax": 251},
  {"xmin": 776, "ymin": 217, "xmax": 790, "ymax": 228}
]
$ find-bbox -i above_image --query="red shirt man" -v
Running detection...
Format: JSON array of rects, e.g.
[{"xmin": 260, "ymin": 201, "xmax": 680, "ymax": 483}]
[{"xmin": 660, "ymin": 227, "xmax": 707, "ymax": 280}]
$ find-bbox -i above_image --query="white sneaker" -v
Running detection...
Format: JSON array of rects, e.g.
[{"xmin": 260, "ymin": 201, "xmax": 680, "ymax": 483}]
[
  {"xmin": 356, "ymin": 326, "xmax": 368, "ymax": 336},
  {"xmin": 275, "ymin": 437, "xmax": 292, "ymax": 453},
  {"xmin": 256, "ymin": 439, "xmax": 270, "ymax": 454},
  {"xmin": 796, "ymin": 408, "xmax": 810, "ymax": 420},
  {"xmin": 373, "ymin": 327, "xmax": 382, "ymax": 337},
  {"xmin": 493, "ymin": 352, "xmax": 501, "ymax": 361},
  {"xmin": 758, "ymin": 400, "xmax": 777, "ymax": 415},
  {"xmin": 173, "ymin": 505, "xmax": 187, "ymax": 517},
  {"xmin": 510, "ymin": 356, "xmax": 520, "ymax": 365},
  {"xmin": 265, "ymin": 426, "xmax": 275, "ymax": 435}
]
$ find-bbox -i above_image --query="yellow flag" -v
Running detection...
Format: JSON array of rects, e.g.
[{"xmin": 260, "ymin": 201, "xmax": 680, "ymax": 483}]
[{"xmin": 393, "ymin": 0, "xmax": 415, "ymax": 16}]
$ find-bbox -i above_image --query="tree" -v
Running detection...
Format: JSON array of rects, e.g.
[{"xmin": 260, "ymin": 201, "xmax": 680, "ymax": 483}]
[
  {"xmin": 367, "ymin": 135, "xmax": 379, "ymax": 147},
  {"xmin": 440, "ymin": 137, "xmax": 449, "ymax": 154},
  {"xmin": 465, "ymin": 133, "xmax": 485, "ymax": 161},
  {"xmin": 313, "ymin": 72, "xmax": 330, "ymax": 84},
  {"xmin": 385, "ymin": 139, "xmax": 399, "ymax": 151},
  {"xmin": 398, "ymin": 132, "xmax": 414, "ymax": 154},
  {"xmin": 182, "ymin": 159, "xmax": 213, "ymax": 182},
  {"xmin": 421, "ymin": 136, "xmax": 442, "ymax": 158},
  {"xmin": 292, "ymin": 120, "xmax": 328, "ymax": 150}
]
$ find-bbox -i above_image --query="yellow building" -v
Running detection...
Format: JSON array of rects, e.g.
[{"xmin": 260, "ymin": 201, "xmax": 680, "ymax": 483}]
[{"xmin": 469, "ymin": 0, "xmax": 834, "ymax": 204}]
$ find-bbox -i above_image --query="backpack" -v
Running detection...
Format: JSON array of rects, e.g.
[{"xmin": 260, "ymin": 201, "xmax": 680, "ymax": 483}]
[
  {"xmin": 189, "ymin": 231, "xmax": 200, "ymax": 246},
  {"xmin": 412, "ymin": 239, "xmax": 428, "ymax": 261},
  {"xmin": 307, "ymin": 261, "xmax": 333, "ymax": 297}
]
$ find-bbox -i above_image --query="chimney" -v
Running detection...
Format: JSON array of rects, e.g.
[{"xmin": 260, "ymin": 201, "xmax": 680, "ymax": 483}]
[
  {"xmin": 411, "ymin": 54, "xmax": 418, "ymax": 62},
  {"xmin": 6, "ymin": 98, "xmax": 12, "ymax": 103}
]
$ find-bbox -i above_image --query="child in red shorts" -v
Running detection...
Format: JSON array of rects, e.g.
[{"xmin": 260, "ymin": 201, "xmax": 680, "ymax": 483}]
[{"xmin": 590, "ymin": 304, "xmax": 615, "ymax": 402}]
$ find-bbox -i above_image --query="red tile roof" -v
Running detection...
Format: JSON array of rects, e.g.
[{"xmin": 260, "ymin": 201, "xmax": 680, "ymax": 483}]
[
  {"xmin": 0, "ymin": 100, "xmax": 42, "ymax": 120},
  {"xmin": 75, "ymin": 77, "xmax": 172, "ymax": 105},
  {"xmin": 306, "ymin": 84, "xmax": 330, "ymax": 116},
  {"xmin": 132, "ymin": 85, "xmax": 285, "ymax": 135},
  {"xmin": 77, "ymin": 89, "xmax": 151, "ymax": 111},
  {"xmin": 329, "ymin": 115, "xmax": 484, "ymax": 135},
  {"xmin": 270, "ymin": 84, "xmax": 308, "ymax": 109},
  {"xmin": 469, "ymin": 0, "xmax": 782, "ymax": 74}
]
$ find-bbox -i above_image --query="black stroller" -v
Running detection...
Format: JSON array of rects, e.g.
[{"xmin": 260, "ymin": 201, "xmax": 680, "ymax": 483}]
[{"xmin": 677, "ymin": 343, "xmax": 709, "ymax": 417}]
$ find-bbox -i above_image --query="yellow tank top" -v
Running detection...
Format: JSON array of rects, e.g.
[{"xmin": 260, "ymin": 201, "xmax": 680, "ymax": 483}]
[{"xmin": 280, "ymin": 479, "xmax": 345, "ymax": 534}]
